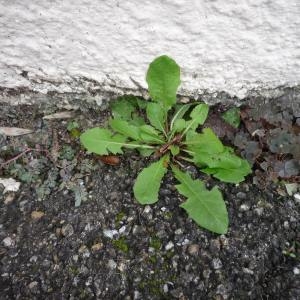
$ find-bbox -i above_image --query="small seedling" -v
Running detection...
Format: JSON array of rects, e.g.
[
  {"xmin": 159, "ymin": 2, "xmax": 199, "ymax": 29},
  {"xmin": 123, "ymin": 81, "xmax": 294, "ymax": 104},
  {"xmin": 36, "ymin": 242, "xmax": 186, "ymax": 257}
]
[{"xmin": 80, "ymin": 55, "xmax": 251, "ymax": 234}]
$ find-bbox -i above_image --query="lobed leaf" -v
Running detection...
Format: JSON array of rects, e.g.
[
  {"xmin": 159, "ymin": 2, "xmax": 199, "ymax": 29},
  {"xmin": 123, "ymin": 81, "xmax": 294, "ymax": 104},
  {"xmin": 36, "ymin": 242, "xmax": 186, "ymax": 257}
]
[
  {"xmin": 201, "ymin": 159, "xmax": 251, "ymax": 183},
  {"xmin": 193, "ymin": 147, "xmax": 241, "ymax": 169},
  {"xmin": 80, "ymin": 128, "xmax": 127, "ymax": 155},
  {"xmin": 185, "ymin": 128, "xmax": 224, "ymax": 154},
  {"xmin": 186, "ymin": 129, "xmax": 251, "ymax": 183},
  {"xmin": 172, "ymin": 166, "xmax": 228, "ymax": 234},
  {"xmin": 146, "ymin": 55, "xmax": 180, "ymax": 110},
  {"xmin": 134, "ymin": 156, "xmax": 169, "ymax": 204}
]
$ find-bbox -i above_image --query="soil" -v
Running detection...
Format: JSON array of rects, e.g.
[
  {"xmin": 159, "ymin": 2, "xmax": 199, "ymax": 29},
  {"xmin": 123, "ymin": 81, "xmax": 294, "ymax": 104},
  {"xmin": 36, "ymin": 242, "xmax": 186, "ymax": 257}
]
[{"xmin": 0, "ymin": 99, "xmax": 299, "ymax": 300}]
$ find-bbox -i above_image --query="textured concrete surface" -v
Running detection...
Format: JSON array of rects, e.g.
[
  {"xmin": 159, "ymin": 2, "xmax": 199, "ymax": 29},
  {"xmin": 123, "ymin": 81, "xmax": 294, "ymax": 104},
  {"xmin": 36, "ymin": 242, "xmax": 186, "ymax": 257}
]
[{"xmin": 0, "ymin": 0, "xmax": 300, "ymax": 105}]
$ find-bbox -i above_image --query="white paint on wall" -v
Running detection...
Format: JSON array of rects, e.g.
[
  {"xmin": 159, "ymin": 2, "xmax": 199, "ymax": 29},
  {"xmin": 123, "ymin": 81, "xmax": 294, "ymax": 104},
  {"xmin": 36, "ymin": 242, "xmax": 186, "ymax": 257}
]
[{"xmin": 0, "ymin": 0, "xmax": 299, "ymax": 100}]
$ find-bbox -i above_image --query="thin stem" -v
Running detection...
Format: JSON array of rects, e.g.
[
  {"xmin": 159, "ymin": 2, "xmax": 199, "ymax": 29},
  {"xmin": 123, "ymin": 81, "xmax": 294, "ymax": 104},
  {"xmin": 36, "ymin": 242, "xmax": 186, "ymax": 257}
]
[
  {"xmin": 162, "ymin": 128, "xmax": 168, "ymax": 139},
  {"xmin": 124, "ymin": 143, "xmax": 156, "ymax": 149},
  {"xmin": 172, "ymin": 158, "xmax": 185, "ymax": 168},
  {"xmin": 0, "ymin": 147, "xmax": 50, "ymax": 169},
  {"xmin": 170, "ymin": 103, "xmax": 196, "ymax": 131},
  {"xmin": 181, "ymin": 119, "xmax": 196, "ymax": 137},
  {"xmin": 181, "ymin": 149, "xmax": 195, "ymax": 155},
  {"xmin": 177, "ymin": 156, "xmax": 194, "ymax": 163}
]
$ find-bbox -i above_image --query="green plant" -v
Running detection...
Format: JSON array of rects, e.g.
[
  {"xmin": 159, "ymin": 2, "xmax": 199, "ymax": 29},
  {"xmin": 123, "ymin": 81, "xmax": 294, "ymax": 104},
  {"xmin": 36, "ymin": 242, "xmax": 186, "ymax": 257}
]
[
  {"xmin": 222, "ymin": 107, "xmax": 240, "ymax": 128},
  {"xmin": 80, "ymin": 55, "xmax": 251, "ymax": 234}
]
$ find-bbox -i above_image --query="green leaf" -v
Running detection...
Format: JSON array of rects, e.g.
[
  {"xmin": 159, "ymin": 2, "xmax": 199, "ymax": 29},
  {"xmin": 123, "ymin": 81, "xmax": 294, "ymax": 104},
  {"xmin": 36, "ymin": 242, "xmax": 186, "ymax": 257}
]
[
  {"xmin": 146, "ymin": 102, "xmax": 166, "ymax": 134},
  {"xmin": 139, "ymin": 125, "xmax": 165, "ymax": 144},
  {"xmin": 146, "ymin": 55, "xmax": 180, "ymax": 110},
  {"xmin": 193, "ymin": 147, "xmax": 241, "ymax": 169},
  {"xmin": 182, "ymin": 103, "xmax": 209, "ymax": 135},
  {"xmin": 134, "ymin": 156, "xmax": 169, "ymax": 204},
  {"xmin": 136, "ymin": 98, "xmax": 148, "ymax": 110},
  {"xmin": 172, "ymin": 166, "xmax": 228, "ymax": 234},
  {"xmin": 111, "ymin": 96, "xmax": 139, "ymax": 120},
  {"xmin": 186, "ymin": 129, "xmax": 251, "ymax": 183},
  {"xmin": 130, "ymin": 113, "xmax": 146, "ymax": 126},
  {"xmin": 170, "ymin": 145, "xmax": 180, "ymax": 156},
  {"xmin": 201, "ymin": 158, "xmax": 251, "ymax": 183},
  {"xmin": 80, "ymin": 128, "xmax": 127, "ymax": 155},
  {"xmin": 185, "ymin": 128, "xmax": 224, "ymax": 153},
  {"xmin": 110, "ymin": 119, "xmax": 140, "ymax": 140},
  {"xmin": 170, "ymin": 103, "xmax": 196, "ymax": 130},
  {"xmin": 172, "ymin": 119, "xmax": 186, "ymax": 134},
  {"xmin": 222, "ymin": 107, "xmax": 240, "ymax": 128},
  {"xmin": 190, "ymin": 103, "xmax": 209, "ymax": 126},
  {"xmin": 137, "ymin": 148, "xmax": 155, "ymax": 157}
]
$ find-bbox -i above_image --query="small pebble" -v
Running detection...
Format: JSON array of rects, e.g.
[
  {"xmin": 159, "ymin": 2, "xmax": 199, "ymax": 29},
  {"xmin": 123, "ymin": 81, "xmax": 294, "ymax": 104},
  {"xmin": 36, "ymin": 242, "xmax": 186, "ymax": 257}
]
[
  {"xmin": 108, "ymin": 259, "xmax": 117, "ymax": 269},
  {"xmin": 243, "ymin": 267, "xmax": 254, "ymax": 275},
  {"xmin": 31, "ymin": 211, "xmax": 45, "ymax": 220},
  {"xmin": 61, "ymin": 224, "xmax": 74, "ymax": 237},
  {"xmin": 103, "ymin": 229, "xmax": 118, "ymax": 239},
  {"xmin": 181, "ymin": 239, "xmax": 190, "ymax": 246},
  {"xmin": 28, "ymin": 281, "xmax": 38, "ymax": 289},
  {"xmin": 294, "ymin": 193, "xmax": 300, "ymax": 204},
  {"xmin": 30, "ymin": 255, "xmax": 38, "ymax": 263},
  {"xmin": 4, "ymin": 193, "xmax": 15, "ymax": 204},
  {"xmin": 142, "ymin": 205, "xmax": 153, "ymax": 220},
  {"xmin": 78, "ymin": 245, "xmax": 90, "ymax": 257},
  {"xmin": 117, "ymin": 262, "xmax": 126, "ymax": 272},
  {"xmin": 165, "ymin": 241, "xmax": 174, "ymax": 251},
  {"xmin": 209, "ymin": 239, "xmax": 221, "ymax": 252},
  {"xmin": 188, "ymin": 244, "xmax": 200, "ymax": 256},
  {"xmin": 239, "ymin": 204, "xmax": 250, "ymax": 212},
  {"xmin": 175, "ymin": 228, "xmax": 183, "ymax": 235},
  {"xmin": 236, "ymin": 192, "xmax": 247, "ymax": 199},
  {"xmin": 91, "ymin": 243, "xmax": 103, "ymax": 252},
  {"xmin": 219, "ymin": 235, "xmax": 229, "ymax": 248},
  {"xmin": 254, "ymin": 207, "xmax": 264, "ymax": 216},
  {"xmin": 212, "ymin": 258, "xmax": 223, "ymax": 270},
  {"xmin": 293, "ymin": 267, "xmax": 300, "ymax": 275},
  {"xmin": 143, "ymin": 205, "xmax": 152, "ymax": 214},
  {"xmin": 119, "ymin": 226, "xmax": 126, "ymax": 234},
  {"xmin": 216, "ymin": 284, "xmax": 229, "ymax": 300},
  {"xmin": 134, "ymin": 290, "xmax": 141, "ymax": 300},
  {"xmin": 2, "ymin": 237, "xmax": 14, "ymax": 247},
  {"xmin": 55, "ymin": 228, "xmax": 62, "ymax": 237},
  {"xmin": 285, "ymin": 183, "xmax": 298, "ymax": 196},
  {"xmin": 132, "ymin": 225, "xmax": 143, "ymax": 235}
]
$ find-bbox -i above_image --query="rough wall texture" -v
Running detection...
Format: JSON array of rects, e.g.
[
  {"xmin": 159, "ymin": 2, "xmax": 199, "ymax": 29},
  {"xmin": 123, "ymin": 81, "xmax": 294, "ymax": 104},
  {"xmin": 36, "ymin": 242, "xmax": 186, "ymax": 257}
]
[{"xmin": 0, "ymin": 0, "xmax": 299, "ymax": 105}]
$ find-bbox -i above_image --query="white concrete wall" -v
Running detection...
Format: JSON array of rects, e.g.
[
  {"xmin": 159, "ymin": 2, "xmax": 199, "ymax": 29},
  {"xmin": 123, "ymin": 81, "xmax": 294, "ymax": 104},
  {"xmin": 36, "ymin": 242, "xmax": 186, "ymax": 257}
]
[{"xmin": 0, "ymin": 0, "xmax": 299, "ymax": 102}]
